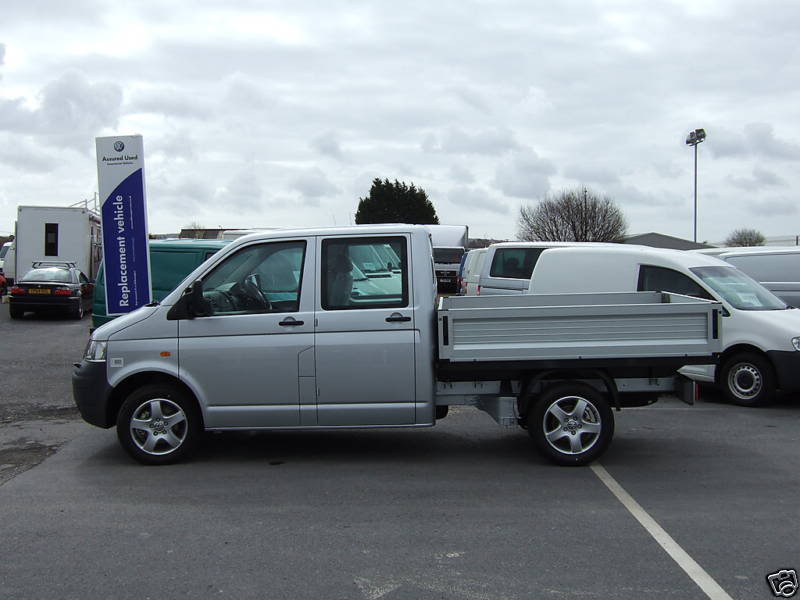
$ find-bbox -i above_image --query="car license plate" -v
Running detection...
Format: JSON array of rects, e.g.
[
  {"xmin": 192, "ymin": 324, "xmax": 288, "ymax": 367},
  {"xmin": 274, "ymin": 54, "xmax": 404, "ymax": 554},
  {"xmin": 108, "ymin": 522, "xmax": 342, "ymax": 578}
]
[
  {"xmin": 29, "ymin": 288, "xmax": 51, "ymax": 294},
  {"xmin": 440, "ymin": 278, "xmax": 451, "ymax": 283}
]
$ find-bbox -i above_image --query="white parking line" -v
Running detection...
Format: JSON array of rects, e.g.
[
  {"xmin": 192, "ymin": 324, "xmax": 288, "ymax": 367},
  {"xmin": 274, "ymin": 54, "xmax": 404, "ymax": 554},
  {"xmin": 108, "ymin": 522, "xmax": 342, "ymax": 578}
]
[{"xmin": 591, "ymin": 464, "xmax": 734, "ymax": 600}]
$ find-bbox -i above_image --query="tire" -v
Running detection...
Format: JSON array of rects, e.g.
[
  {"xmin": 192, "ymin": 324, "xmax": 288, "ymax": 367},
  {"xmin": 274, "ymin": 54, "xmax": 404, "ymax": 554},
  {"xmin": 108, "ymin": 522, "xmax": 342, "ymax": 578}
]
[
  {"xmin": 527, "ymin": 382, "xmax": 614, "ymax": 466},
  {"xmin": 71, "ymin": 300, "xmax": 85, "ymax": 320},
  {"xmin": 116, "ymin": 383, "xmax": 202, "ymax": 465},
  {"xmin": 9, "ymin": 304, "xmax": 23, "ymax": 319},
  {"xmin": 720, "ymin": 352, "xmax": 775, "ymax": 407}
]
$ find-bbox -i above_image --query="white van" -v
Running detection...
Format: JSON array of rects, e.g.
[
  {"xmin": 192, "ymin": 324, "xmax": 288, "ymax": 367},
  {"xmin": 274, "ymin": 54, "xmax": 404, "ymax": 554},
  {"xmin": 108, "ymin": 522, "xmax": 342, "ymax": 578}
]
[
  {"xmin": 711, "ymin": 247, "xmax": 800, "ymax": 308},
  {"xmin": 527, "ymin": 245, "xmax": 800, "ymax": 406},
  {"xmin": 474, "ymin": 242, "xmax": 615, "ymax": 295},
  {"xmin": 459, "ymin": 248, "xmax": 486, "ymax": 295}
]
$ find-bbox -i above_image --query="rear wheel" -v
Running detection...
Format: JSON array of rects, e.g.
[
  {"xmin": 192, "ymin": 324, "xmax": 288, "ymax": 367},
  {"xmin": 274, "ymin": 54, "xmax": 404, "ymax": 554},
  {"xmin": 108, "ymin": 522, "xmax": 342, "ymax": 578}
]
[
  {"xmin": 9, "ymin": 304, "xmax": 23, "ymax": 319},
  {"xmin": 720, "ymin": 352, "xmax": 775, "ymax": 407},
  {"xmin": 116, "ymin": 384, "xmax": 202, "ymax": 465},
  {"xmin": 527, "ymin": 382, "xmax": 614, "ymax": 466},
  {"xmin": 71, "ymin": 300, "xmax": 84, "ymax": 320}
]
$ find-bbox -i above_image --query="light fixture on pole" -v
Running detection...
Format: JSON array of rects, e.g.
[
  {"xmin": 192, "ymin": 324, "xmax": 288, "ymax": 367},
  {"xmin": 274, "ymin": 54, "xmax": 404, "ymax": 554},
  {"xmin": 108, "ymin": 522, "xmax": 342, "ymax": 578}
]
[{"xmin": 685, "ymin": 128, "xmax": 706, "ymax": 243}]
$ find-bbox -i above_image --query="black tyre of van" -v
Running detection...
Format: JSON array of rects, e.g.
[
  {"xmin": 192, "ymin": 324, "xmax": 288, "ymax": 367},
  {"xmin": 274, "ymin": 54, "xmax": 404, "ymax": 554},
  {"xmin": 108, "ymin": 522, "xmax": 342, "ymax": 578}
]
[
  {"xmin": 527, "ymin": 382, "xmax": 614, "ymax": 466},
  {"xmin": 117, "ymin": 383, "xmax": 202, "ymax": 465},
  {"xmin": 720, "ymin": 352, "xmax": 775, "ymax": 407}
]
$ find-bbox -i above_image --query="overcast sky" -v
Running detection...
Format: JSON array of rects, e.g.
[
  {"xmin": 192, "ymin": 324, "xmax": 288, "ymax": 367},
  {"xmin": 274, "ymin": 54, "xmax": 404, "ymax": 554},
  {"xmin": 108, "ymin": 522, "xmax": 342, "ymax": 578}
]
[{"xmin": 2, "ymin": 0, "xmax": 799, "ymax": 243}]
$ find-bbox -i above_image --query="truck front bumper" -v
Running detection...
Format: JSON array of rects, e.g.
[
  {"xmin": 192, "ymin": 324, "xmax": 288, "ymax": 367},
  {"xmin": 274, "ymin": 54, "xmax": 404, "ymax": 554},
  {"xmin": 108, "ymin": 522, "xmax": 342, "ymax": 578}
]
[
  {"xmin": 72, "ymin": 360, "xmax": 114, "ymax": 428},
  {"xmin": 767, "ymin": 350, "xmax": 800, "ymax": 392}
]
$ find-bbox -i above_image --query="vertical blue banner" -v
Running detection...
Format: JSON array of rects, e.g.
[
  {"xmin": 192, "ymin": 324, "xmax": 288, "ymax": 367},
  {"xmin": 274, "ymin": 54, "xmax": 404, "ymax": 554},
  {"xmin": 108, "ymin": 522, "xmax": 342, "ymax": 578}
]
[{"xmin": 96, "ymin": 136, "xmax": 151, "ymax": 315}]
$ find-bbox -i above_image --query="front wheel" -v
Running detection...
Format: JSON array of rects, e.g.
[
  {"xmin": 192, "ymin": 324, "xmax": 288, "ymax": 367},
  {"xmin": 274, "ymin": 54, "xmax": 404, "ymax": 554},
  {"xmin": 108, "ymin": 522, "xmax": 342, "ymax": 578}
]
[
  {"xmin": 527, "ymin": 383, "xmax": 614, "ymax": 466},
  {"xmin": 720, "ymin": 352, "xmax": 775, "ymax": 407},
  {"xmin": 116, "ymin": 384, "xmax": 202, "ymax": 465}
]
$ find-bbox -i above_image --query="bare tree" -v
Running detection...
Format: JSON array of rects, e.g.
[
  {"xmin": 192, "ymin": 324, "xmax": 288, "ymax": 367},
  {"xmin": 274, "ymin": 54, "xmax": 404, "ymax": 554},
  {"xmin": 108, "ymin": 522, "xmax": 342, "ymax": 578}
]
[
  {"xmin": 724, "ymin": 228, "xmax": 765, "ymax": 247},
  {"xmin": 518, "ymin": 187, "xmax": 627, "ymax": 242}
]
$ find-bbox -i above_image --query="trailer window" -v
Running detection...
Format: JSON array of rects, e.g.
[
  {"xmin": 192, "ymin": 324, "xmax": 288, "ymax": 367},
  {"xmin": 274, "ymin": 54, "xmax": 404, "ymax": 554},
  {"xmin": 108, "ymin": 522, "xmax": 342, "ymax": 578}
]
[{"xmin": 45, "ymin": 223, "xmax": 58, "ymax": 256}]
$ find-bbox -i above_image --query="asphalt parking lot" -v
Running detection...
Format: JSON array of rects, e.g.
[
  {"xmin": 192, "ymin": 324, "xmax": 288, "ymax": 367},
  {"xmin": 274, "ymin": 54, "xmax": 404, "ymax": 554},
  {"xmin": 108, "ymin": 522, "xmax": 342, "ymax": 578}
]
[{"xmin": 1, "ymin": 301, "xmax": 798, "ymax": 600}]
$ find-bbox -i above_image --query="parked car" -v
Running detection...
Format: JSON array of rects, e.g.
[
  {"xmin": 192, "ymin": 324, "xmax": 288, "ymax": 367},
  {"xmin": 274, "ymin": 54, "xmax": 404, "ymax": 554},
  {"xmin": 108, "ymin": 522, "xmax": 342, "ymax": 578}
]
[
  {"xmin": 708, "ymin": 247, "xmax": 800, "ymax": 308},
  {"xmin": 526, "ymin": 244, "xmax": 800, "ymax": 406},
  {"xmin": 0, "ymin": 270, "xmax": 7, "ymax": 296},
  {"xmin": 470, "ymin": 242, "xmax": 616, "ymax": 295},
  {"xmin": 92, "ymin": 239, "xmax": 230, "ymax": 328},
  {"xmin": 459, "ymin": 248, "xmax": 486, "ymax": 295},
  {"xmin": 9, "ymin": 261, "xmax": 94, "ymax": 319}
]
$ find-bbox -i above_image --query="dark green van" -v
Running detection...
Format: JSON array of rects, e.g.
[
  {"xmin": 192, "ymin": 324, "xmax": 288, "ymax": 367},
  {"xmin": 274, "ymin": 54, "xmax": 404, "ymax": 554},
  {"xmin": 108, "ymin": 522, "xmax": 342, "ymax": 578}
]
[{"xmin": 92, "ymin": 239, "xmax": 230, "ymax": 328}]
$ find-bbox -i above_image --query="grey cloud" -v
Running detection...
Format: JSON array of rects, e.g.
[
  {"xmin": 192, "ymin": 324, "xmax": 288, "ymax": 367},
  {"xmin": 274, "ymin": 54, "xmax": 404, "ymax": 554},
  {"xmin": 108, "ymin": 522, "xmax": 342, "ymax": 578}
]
[
  {"xmin": 0, "ymin": 43, "xmax": 5, "ymax": 66},
  {"xmin": 148, "ymin": 131, "xmax": 198, "ymax": 162},
  {"xmin": 493, "ymin": 150, "xmax": 555, "ymax": 199},
  {"xmin": 728, "ymin": 166, "xmax": 787, "ymax": 191},
  {"xmin": 447, "ymin": 186, "xmax": 509, "ymax": 214},
  {"xmin": 311, "ymin": 131, "xmax": 344, "ymax": 160},
  {"xmin": 290, "ymin": 167, "xmax": 338, "ymax": 206},
  {"xmin": 214, "ymin": 169, "xmax": 265, "ymax": 213},
  {"xmin": 127, "ymin": 88, "xmax": 212, "ymax": 119},
  {"xmin": 0, "ymin": 71, "xmax": 122, "ymax": 151},
  {"xmin": 748, "ymin": 197, "xmax": 798, "ymax": 217},
  {"xmin": 424, "ymin": 127, "xmax": 521, "ymax": 156},
  {"xmin": 712, "ymin": 123, "xmax": 800, "ymax": 160},
  {"xmin": 0, "ymin": 135, "xmax": 56, "ymax": 173},
  {"xmin": 448, "ymin": 164, "xmax": 475, "ymax": 184},
  {"xmin": 563, "ymin": 164, "xmax": 620, "ymax": 185}
]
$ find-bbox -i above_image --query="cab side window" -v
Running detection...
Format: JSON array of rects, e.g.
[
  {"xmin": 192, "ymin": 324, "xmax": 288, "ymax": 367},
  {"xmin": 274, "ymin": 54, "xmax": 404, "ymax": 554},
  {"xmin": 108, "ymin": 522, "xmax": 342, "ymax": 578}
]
[
  {"xmin": 200, "ymin": 241, "xmax": 306, "ymax": 316},
  {"xmin": 322, "ymin": 237, "xmax": 408, "ymax": 310},
  {"xmin": 638, "ymin": 265, "xmax": 712, "ymax": 300}
]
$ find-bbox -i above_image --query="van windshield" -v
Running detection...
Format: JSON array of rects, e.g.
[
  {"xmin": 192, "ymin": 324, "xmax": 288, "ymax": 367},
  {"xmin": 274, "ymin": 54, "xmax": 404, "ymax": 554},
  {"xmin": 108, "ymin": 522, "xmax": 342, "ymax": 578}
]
[
  {"xmin": 0, "ymin": 244, "xmax": 9, "ymax": 260},
  {"xmin": 690, "ymin": 266, "xmax": 787, "ymax": 311}
]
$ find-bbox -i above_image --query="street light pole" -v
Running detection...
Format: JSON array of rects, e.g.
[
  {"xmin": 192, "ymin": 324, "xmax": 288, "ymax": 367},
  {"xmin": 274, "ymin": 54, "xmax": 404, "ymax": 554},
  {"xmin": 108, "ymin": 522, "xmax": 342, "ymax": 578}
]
[{"xmin": 685, "ymin": 128, "xmax": 706, "ymax": 243}]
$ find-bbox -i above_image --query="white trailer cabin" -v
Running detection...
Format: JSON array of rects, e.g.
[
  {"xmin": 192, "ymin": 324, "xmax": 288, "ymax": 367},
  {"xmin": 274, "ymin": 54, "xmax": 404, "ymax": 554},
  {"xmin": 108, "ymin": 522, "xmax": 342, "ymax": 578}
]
[{"xmin": 11, "ymin": 206, "xmax": 102, "ymax": 282}]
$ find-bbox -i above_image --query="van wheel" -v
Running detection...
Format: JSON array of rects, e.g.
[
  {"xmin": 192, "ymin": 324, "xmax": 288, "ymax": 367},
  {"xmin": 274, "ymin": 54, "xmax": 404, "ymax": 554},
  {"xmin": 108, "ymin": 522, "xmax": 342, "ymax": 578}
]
[
  {"xmin": 721, "ymin": 352, "xmax": 775, "ymax": 407},
  {"xmin": 116, "ymin": 384, "xmax": 202, "ymax": 465},
  {"xmin": 527, "ymin": 383, "xmax": 614, "ymax": 466}
]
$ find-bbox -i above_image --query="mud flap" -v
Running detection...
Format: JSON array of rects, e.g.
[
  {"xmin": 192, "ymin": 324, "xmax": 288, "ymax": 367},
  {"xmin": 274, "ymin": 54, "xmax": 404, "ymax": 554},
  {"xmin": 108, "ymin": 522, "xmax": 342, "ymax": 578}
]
[{"xmin": 675, "ymin": 375, "xmax": 697, "ymax": 405}]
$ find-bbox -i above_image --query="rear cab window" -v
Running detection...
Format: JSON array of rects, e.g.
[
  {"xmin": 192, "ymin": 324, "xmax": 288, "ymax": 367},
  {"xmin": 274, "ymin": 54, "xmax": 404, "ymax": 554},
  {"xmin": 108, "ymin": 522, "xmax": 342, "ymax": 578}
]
[{"xmin": 321, "ymin": 236, "xmax": 408, "ymax": 310}]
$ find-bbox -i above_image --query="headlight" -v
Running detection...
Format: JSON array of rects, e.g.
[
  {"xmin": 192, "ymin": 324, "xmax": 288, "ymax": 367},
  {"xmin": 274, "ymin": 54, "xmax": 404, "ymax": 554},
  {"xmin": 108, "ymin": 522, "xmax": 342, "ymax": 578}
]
[
  {"xmin": 84, "ymin": 340, "xmax": 107, "ymax": 361},
  {"xmin": 792, "ymin": 337, "xmax": 800, "ymax": 352}
]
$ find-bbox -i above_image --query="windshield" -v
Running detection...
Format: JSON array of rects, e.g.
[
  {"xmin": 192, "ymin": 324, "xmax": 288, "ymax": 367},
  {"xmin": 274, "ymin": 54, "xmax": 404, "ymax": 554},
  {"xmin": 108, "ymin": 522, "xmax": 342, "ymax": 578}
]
[
  {"xmin": 690, "ymin": 266, "xmax": 787, "ymax": 311},
  {"xmin": 0, "ymin": 244, "xmax": 9, "ymax": 260},
  {"xmin": 22, "ymin": 268, "xmax": 72, "ymax": 283},
  {"xmin": 433, "ymin": 248, "xmax": 465, "ymax": 264}
]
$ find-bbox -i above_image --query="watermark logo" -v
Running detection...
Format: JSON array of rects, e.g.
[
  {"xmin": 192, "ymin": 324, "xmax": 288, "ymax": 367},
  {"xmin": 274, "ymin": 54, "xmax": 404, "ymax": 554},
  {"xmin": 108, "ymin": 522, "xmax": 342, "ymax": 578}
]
[
  {"xmin": 767, "ymin": 569, "xmax": 798, "ymax": 598},
  {"xmin": 113, "ymin": 141, "xmax": 125, "ymax": 152}
]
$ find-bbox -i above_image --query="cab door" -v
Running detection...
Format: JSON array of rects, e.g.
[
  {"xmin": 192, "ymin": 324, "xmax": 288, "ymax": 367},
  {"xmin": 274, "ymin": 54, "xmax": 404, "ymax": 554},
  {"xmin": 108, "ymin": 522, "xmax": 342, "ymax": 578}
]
[
  {"xmin": 314, "ymin": 234, "xmax": 416, "ymax": 426},
  {"xmin": 177, "ymin": 238, "xmax": 315, "ymax": 428}
]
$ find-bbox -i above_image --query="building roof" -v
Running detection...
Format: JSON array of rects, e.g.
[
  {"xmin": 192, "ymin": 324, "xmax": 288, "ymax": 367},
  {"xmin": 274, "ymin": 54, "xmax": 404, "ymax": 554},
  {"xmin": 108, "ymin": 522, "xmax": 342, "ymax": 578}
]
[{"xmin": 623, "ymin": 232, "xmax": 713, "ymax": 250}]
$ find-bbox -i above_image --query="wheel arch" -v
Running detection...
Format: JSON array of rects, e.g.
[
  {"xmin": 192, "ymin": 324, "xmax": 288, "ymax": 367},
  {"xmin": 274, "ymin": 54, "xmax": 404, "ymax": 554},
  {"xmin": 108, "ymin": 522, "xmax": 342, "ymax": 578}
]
[
  {"xmin": 517, "ymin": 369, "xmax": 619, "ymax": 421},
  {"xmin": 715, "ymin": 344, "xmax": 771, "ymax": 385},
  {"xmin": 108, "ymin": 372, "xmax": 204, "ymax": 430}
]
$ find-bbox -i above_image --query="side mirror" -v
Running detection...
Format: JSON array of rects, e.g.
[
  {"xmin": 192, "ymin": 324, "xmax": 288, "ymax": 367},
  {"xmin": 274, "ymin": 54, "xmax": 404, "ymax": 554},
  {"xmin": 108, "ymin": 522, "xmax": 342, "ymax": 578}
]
[{"xmin": 167, "ymin": 280, "xmax": 209, "ymax": 320}]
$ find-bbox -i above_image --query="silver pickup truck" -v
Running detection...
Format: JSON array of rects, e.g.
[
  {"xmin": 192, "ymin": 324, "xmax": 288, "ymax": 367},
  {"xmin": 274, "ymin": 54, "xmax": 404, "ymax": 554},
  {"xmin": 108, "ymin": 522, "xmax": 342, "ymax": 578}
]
[{"xmin": 73, "ymin": 225, "xmax": 722, "ymax": 466}]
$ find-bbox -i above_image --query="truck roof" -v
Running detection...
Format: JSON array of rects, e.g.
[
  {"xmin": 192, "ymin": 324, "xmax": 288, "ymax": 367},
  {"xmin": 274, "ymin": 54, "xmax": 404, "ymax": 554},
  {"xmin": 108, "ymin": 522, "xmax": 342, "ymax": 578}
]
[
  {"xmin": 537, "ymin": 244, "xmax": 730, "ymax": 269},
  {"xmin": 231, "ymin": 224, "xmax": 431, "ymax": 245}
]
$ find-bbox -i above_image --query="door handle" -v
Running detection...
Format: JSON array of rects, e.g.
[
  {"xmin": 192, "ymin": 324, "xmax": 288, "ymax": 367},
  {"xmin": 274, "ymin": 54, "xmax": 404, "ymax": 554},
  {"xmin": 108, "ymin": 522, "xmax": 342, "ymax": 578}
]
[
  {"xmin": 279, "ymin": 317, "xmax": 304, "ymax": 326},
  {"xmin": 386, "ymin": 314, "xmax": 411, "ymax": 323}
]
